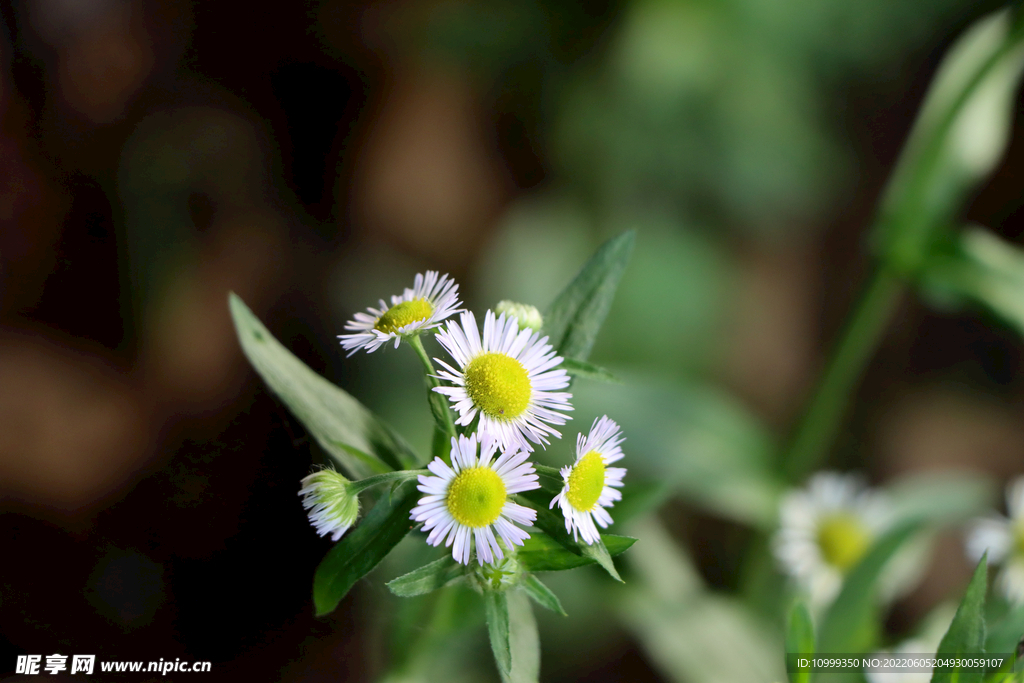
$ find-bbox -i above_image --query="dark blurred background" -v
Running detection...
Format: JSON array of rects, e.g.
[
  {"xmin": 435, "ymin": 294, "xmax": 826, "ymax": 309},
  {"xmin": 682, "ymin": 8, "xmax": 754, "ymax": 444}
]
[{"xmin": 3, "ymin": 0, "xmax": 1024, "ymax": 681}]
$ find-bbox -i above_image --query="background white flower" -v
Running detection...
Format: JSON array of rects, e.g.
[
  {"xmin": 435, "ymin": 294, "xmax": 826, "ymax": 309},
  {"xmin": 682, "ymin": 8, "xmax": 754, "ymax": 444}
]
[
  {"xmin": 433, "ymin": 310, "xmax": 572, "ymax": 452},
  {"xmin": 338, "ymin": 271, "xmax": 461, "ymax": 355},
  {"xmin": 550, "ymin": 415, "xmax": 626, "ymax": 544},
  {"xmin": 966, "ymin": 475, "xmax": 1024, "ymax": 603},
  {"xmin": 411, "ymin": 434, "xmax": 540, "ymax": 565},
  {"xmin": 773, "ymin": 472, "xmax": 892, "ymax": 608}
]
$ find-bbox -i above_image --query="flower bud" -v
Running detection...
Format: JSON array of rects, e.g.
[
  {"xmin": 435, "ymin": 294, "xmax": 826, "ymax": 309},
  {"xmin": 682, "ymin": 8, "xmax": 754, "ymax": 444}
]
[
  {"xmin": 299, "ymin": 470, "xmax": 360, "ymax": 541},
  {"xmin": 495, "ymin": 300, "xmax": 543, "ymax": 332}
]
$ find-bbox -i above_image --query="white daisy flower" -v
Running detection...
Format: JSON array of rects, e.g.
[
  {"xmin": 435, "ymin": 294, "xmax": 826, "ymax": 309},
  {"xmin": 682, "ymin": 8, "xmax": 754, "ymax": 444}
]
[
  {"xmin": 772, "ymin": 472, "xmax": 892, "ymax": 608},
  {"xmin": 338, "ymin": 271, "xmax": 461, "ymax": 355},
  {"xmin": 433, "ymin": 310, "xmax": 572, "ymax": 452},
  {"xmin": 299, "ymin": 469, "xmax": 360, "ymax": 541},
  {"xmin": 550, "ymin": 416, "xmax": 627, "ymax": 545},
  {"xmin": 966, "ymin": 476, "xmax": 1024, "ymax": 603},
  {"xmin": 411, "ymin": 434, "xmax": 540, "ymax": 565}
]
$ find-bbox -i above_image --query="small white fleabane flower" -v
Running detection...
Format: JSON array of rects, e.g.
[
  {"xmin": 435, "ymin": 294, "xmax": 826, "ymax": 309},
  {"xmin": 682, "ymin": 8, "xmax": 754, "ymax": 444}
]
[
  {"xmin": 966, "ymin": 476, "xmax": 1024, "ymax": 603},
  {"xmin": 773, "ymin": 472, "xmax": 891, "ymax": 608},
  {"xmin": 433, "ymin": 310, "xmax": 572, "ymax": 452},
  {"xmin": 411, "ymin": 434, "xmax": 540, "ymax": 565},
  {"xmin": 338, "ymin": 271, "xmax": 461, "ymax": 355},
  {"xmin": 550, "ymin": 416, "xmax": 626, "ymax": 545},
  {"xmin": 299, "ymin": 470, "xmax": 360, "ymax": 541}
]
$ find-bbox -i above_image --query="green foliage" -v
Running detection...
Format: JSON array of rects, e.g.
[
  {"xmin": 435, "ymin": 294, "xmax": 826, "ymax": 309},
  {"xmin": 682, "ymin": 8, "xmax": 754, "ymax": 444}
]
[
  {"xmin": 522, "ymin": 574, "xmax": 567, "ymax": 616},
  {"xmin": 313, "ymin": 484, "xmax": 419, "ymax": 616},
  {"xmin": 785, "ymin": 600, "xmax": 815, "ymax": 683},
  {"xmin": 817, "ymin": 521, "xmax": 921, "ymax": 654},
  {"xmin": 544, "ymin": 230, "xmax": 635, "ymax": 362},
  {"xmin": 504, "ymin": 591, "xmax": 541, "ymax": 683},
  {"xmin": 516, "ymin": 531, "xmax": 637, "ymax": 572},
  {"xmin": 229, "ymin": 294, "xmax": 417, "ymax": 477},
  {"xmin": 386, "ymin": 556, "xmax": 468, "ymax": 598},
  {"xmin": 931, "ymin": 556, "xmax": 988, "ymax": 683},
  {"xmin": 560, "ymin": 358, "xmax": 621, "ymax": 383},
  {"xmin": 521, "ymin": 493, "xmax": 626, "ymax": 581},
  {"xmin": 485, "ymin": 591, "xmax": 512, "ymax": 677}
]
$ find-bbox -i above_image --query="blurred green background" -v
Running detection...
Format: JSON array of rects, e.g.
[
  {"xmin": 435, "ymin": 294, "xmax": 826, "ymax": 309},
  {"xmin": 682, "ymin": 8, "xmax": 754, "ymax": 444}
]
[{"xmin": 3, "ymin": 0, "xmax": 1024, "ymax": 680}]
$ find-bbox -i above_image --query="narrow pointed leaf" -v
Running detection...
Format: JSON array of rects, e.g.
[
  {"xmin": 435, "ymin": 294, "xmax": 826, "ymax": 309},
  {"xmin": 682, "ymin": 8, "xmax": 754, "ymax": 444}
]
[
  {"xmin": 503, "ymin": 590, "xmax": 541, "ymax": 683},
  {"xmin": 931, "ymin": 555, "xmax": 989, "ymax": 683},
  {"xmin": 229, "ymin": 293, "xmax": 418, "ymax": 477},
  {"xmin": 386, "ymin": 556, "xmax": 468, "ymax": 598},
  {"xmin": 516, "ymin": 528, "xmax": 636, "ymax": 572},
  {"xmin": 818, "ymin": 521, "xmax": 921, "ymax": 653},
  {"xmin": 544, "ymin": 230, "xmax": 635, "ymax": 361},
  {"xmin": 485, "ymin": 591, "xmax": 512, "ymax": 677},
  {"xmin": 313, "ymin": 484, "xmax": 419, "ymax": 616},
  {"xmin": 521, "ymin": 574, "xmax": 567, "ymax": 616},
  {"xmin": 785, "ymin": 600, "xmax": 814, "ymax": 683},
  {"xmin": 561, "ymin": 358, "xmax": 621, "ymax": 383}
]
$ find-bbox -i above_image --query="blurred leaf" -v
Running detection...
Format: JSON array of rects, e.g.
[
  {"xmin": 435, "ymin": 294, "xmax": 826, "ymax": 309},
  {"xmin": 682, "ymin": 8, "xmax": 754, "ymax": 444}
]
[
  {"xmin": 619, "ymin": 518, "xmax": 784, "ymax": 683},
  {"xmin": 521, "ymin": 574, "xmax": 566, "ymax": 616},
  {"xmin": 313, "ymin": 484, "xmax": 419, "ymax": 616},
  {"xmin": 818, "ymin": 521, "xmax": 922, "ymax": 654},
  {"xmin": 229, "ymin": 294, "xmax": 418, "ymax": 477},
  {"xmin": 886, "ymin": 470, "xmax": 996, "ymax": 525},
  {"xmin": 504, "ymin": 590, "xmax": 541, "ymax": 683},
  {"xmin": 560, "ymin": 358, "xmax": 621, "ymax": 383},
  {"xmin": 987, "ymin": 602, "xmax": 1024, "ymax": 658},
  {"xmin": 386, "ymin": 556, "xmax": 468, "ymax": 598},
  {"xmin": 544, "ymin": 230, "xmax": 635, "ymax": 361},
  {"xmin": 786, "ymin": 600, "xmax": 815, "ymax": 683},
  {"xmin": 573, "ymin": 376, "xmax": 782, "ymax": 529},
  {"xmin": 922, "ymin": 229, "xmax": 1024, "ymax": 338},
  {"xmin": 521, "ymin": 495, "xmax": 627, "ymax": 580},
  {"xmin": 517, "ymin": 529, "xmax": 636, "ymax": 572},
  {"xmin": 931, "ymin": 556, "xmax": 988, "ymax": 683},
  {"xmin": 879, "ymin": 8, "xmax": 1024, "ymax": 272},
  {"xmin": 485, "ymin": 591, "xmax": 512, "ymax": 677}
]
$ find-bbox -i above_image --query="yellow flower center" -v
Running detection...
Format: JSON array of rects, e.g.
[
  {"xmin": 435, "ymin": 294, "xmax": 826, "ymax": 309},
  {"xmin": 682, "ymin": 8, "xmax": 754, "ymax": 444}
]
[
  {"xmin": 374, "ymin": 298, "xmax": 433, "ymax": 334},
  {"xmin": 464, "ymin": 353, "xmax": 531, "ymax": 421},
  {"xmin": 816, "ymin": 513, "xmax": 871, "ymax": 572},
  {"xmin": 566, "ymin": 451, "xmax": 606, "ymax": 512},
  {"xmin": 446, "ymin": 467, "xmax": 507, "ymax": 528}
]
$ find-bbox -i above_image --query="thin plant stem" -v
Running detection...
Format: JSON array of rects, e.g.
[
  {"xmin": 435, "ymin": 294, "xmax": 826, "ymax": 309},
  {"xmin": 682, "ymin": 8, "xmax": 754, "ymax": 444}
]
[
  {"xmin": 408, "ymin": 334, "xmax": 458, "ymax": 442},
  {"xmin": 782, "ymin": 265, "xmax": 904, "ymax": 480}
]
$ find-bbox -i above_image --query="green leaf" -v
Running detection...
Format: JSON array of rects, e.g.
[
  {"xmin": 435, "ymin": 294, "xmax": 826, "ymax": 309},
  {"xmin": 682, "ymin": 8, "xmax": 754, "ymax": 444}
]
[
  {"xmin": 818, "ymin": 521, "xmax": 921, "ymax": 654},
  {"xmin": 516, "ymin": 529, "xmax": 636, "ymax": 572},
  {"xmin": 560, "ymin": 358, "xmax": 621, "ymax": 383},
  {"xmin": 386, "ymin": 556, "xmax": 468, "ymax": 598},
  {"xmin": 785, "ymin": 600, "xmax": 814, "ymax": 683},
  {"xmin": 885, "ymin": 470, "xmax": 996, "ymax": 525},
  {"xmin": 229, "ymin": 293, "xmax": 418, "ymax": 477},
  {"xmin": 504, "ymin": 590, "xmax": 541, "ymax": 683},
  {"xmin": 986, "ymin": 602, "xmax": 1024, "ymax": 658},
  {"xmin": 878, "ymin": 9, "xmax": 1024, "ymax": 273},
  {"xmin": 521, "ymin": 574, "xmax": 567, "ymax": 616},
  {"xmin": 520, "ymin": 496, "xmax": 629, "ymax": 580},
  {"xmin": 931, "ymin": 555, "xmax": 989, "ymax": 683},
  {"xmin": 313, "ymin": 483, "xmax": 419, "ymax": 616},
  {"xmin": 543, "ymin": 230, "xmax": 635, "ymax": 361},
  {"xmin": 485, "ymin": 591, "xmax": 512, "ymax": 677}
]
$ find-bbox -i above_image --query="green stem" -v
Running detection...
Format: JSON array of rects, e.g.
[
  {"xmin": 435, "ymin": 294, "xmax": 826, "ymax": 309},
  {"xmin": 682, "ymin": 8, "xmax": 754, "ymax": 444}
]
[
  {"xmin": 782, "ymin": 266, "xmax": 905, "ymax": 480},
  {"xmin": 349, "ymin": 469, "xmax": 426, "ymax": 494},
  {"xmin": 408, "ymin": 335, "xmax": 458, "ymax": 442}
]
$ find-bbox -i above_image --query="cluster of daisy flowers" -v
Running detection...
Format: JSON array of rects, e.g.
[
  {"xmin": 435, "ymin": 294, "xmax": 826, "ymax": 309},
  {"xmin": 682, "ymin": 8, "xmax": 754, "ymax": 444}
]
[{"xmin": 302, "ymin": 271, "xmax": 628, "ymax": 568}]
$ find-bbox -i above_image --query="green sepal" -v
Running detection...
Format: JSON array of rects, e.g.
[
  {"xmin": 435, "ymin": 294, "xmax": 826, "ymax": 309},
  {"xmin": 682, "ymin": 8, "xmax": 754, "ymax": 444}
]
[
  {"xmin": 312, "ymin": 483, "xmax": 419, "ymax": 616},
  {"xmin": 931, "ymin": 555, "xmax": 989, "ymax": 683},
  {"xmin": 544, "ymin": 230, "xmax": 635, "ymax": 361},
  {"xmin": 517, "ymin": 529, "xmax": 636, "ymax": 572},
  {"xmin": 229, "ymin": 293, "xmax": 418, "ymax": 477},
  {"xmin": 785, "ymin": 600, "xmax": 814, "ymax": 683},
  {"xmin": 521, "ymin": 574, "xmax": 567, "ymax": 616},
  {"xmin": 386, "ymin": 556, "xmax": 468, "ymax": 598},
  {"xmin": 817, "ymin": 520, "xmax": 921, "ymax": 654},
  {"xmin": 485, "ymin": 591, "xmax": 512, "ymax": 677}
]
